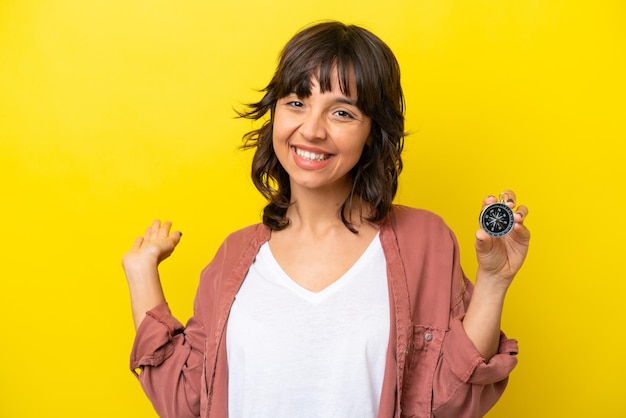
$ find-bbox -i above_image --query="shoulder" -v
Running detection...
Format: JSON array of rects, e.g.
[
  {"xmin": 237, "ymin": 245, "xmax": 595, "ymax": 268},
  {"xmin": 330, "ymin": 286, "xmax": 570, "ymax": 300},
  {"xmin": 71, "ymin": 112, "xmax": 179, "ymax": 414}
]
[
  {"xmin": 197, "ymin": 223, "xmax": 270, "ymax": 294},
  {"xmin": 208, "ymin": 223, "xmax": 270, "ymax": 264},
  {"xmin": 387, "ymin": 205, "xmax": 452, "ymax": 234},
  {"xmin": 222, "ymin": 223, "xmax": 270, "ymax": 247},
  {"xmin": 383, "ymin": 205, "xmax": 459, "ymax": 254}
]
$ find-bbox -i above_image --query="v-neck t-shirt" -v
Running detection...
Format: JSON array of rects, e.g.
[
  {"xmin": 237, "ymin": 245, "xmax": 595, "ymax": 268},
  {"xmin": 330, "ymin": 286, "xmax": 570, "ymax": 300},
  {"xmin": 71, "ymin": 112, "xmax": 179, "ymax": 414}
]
[{"xmin": 226, "ymin": 234, "xmax": 390, "ymax": 418}]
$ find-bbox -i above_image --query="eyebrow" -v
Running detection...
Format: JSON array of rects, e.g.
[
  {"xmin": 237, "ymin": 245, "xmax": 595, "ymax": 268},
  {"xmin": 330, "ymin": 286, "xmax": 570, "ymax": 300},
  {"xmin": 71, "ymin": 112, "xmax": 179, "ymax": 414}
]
[
  {"xmin": 334, "ymin": 97, "xmax": 358, "ymax": 107},
  {"xmin": 285, "ymin": 92, "xmax": 359, "ymax": 107}
]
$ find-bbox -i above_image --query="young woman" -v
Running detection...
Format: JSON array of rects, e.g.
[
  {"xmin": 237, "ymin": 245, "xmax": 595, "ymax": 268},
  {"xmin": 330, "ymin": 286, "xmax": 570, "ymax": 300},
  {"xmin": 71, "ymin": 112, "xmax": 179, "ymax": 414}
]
[{"xmin": 122, "ymin": 21, "xmax": 530, "ymax": 418}]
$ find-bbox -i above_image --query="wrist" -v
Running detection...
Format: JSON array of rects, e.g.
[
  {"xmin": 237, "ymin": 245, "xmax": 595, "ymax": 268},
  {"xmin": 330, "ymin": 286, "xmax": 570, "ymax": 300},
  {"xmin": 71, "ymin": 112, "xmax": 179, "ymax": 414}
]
[
  {"xmin": 122, "ymin": 251, "xmax": 159, "ymax": 272},
  {"xmin": 123, "ymin": 258, "xmax": 161, "ymax": 286},
  {"xmin": 474, "ymin": 271, "xmax": 511, "ymax": 298}
]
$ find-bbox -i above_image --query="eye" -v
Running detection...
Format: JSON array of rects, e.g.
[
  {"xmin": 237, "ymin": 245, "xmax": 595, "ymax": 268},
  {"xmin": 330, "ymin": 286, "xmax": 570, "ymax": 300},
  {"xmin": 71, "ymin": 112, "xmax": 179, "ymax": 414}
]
[
  {"xmin": 287, "ymin": 100, "xmax": 304, "ymax": 108},
  {"xmin": 280, "ymin": 95, "xmax": 304, "ymax": 108},
  {"xmin": 334, "ymin": 110, "xmax": 355, "ymax": 119}
]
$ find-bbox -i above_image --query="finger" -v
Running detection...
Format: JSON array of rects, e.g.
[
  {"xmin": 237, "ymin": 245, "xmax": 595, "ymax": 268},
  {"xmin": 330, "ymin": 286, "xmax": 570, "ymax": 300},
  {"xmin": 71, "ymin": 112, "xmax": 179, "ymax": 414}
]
[
  {"xmin": 482, "ymin": 194, "xmax": 498, "ymax": 209},
  {"xmin": 475, "ymin": 227, "xmax": 494, "ymax": 243},
  {"xmin": 512, "ymin": 220, "xmax": 531, "ymax": 241},
  {"xmin": 170, "ymin": 230, "xmax": 183, "ymax": 245},
  {"xmin": 146, "ymin": 220, "xmax": 161, "ymax": 241},
  {"xmin": 475, "ymin": 228, "xmax": 496, "ymax": 256},
  {"xmin": 499, "ymin": 189, "xmax": 517, "ymax": 207},
  {"xmin": 144, "ymin": 222, "xmax": 154, "ymax": 241},
  {"xmin": 515, "ymin": 204, "xmax": 529, "ymax": 223},
  {"xmin": 159, "ymin": 220, "xmax": 173, "ymax": 238},
  {"xmin": 130, "ymin": 236, "xmax": 144, "ymax": 251}
]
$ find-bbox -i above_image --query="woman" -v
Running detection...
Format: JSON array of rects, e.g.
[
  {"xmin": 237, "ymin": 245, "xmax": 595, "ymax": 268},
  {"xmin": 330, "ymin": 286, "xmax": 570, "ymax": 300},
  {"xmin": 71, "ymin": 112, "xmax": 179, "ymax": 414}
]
[{"xmin": 123, "ymin": 21, "xmax": 530, "ymax": 418}]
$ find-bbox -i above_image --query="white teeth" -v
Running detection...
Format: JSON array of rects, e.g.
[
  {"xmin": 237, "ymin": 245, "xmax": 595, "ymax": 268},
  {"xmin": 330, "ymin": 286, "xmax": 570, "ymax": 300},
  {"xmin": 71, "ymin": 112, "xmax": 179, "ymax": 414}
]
[{"xmin": 295, "ymin": 148, "xmax": 329, "ymax": 161}]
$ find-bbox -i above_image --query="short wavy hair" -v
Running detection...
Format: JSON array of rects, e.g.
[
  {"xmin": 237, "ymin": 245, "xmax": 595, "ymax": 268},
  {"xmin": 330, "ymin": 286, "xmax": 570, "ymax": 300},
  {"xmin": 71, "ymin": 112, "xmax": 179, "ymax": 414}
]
[{"xmin": 240, "ymin": 21, "xmax": 405, "ymax": 232}]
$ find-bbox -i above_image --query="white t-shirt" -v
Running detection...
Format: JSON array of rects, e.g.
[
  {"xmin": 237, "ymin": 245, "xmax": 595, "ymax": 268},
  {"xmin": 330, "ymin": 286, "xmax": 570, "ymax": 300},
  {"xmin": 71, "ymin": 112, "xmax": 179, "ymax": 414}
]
[{"xmin": 226, "ymin": 234, "xmax": 390, "ymax": 418}]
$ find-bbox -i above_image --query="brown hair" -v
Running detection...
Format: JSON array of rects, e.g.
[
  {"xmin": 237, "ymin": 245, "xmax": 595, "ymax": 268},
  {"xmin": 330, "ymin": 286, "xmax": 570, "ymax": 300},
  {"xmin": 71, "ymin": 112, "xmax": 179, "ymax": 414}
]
[{"xmin": 240, "ymin": 21, "xmax": 405, "ymax": 232}]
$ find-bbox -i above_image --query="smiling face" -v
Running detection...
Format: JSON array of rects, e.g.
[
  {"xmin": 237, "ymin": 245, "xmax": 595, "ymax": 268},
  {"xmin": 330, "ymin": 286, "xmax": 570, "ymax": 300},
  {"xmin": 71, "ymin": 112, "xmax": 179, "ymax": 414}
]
[
  {"xmin": 272, "ymin": 69, "xmax": 372, "ymax": 197},
  {"xmin": 243, "ymin": 22, "xmax": 404, "ymax": 230}
]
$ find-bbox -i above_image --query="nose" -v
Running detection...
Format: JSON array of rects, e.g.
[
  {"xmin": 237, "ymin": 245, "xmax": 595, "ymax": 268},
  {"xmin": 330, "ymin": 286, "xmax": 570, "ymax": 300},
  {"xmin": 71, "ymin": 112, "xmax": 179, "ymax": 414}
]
[{"xmin": 298, "ymin": 111, "xmax": 327, "ymax": 142}]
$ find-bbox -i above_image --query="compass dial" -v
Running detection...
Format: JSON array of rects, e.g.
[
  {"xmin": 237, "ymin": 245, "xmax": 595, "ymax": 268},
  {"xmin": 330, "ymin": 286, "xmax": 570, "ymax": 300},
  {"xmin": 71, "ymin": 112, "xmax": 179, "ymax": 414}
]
[{"xmin": 479, "ymin": 203, "xmax": 515, "ymax": 238}]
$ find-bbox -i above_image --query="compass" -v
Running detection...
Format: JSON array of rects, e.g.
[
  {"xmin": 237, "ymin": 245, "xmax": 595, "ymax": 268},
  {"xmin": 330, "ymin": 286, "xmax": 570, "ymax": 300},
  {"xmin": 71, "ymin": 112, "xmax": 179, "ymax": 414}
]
[{"xmin": 479, "ymin": 202, "xmax": 515, "ymax": 238}]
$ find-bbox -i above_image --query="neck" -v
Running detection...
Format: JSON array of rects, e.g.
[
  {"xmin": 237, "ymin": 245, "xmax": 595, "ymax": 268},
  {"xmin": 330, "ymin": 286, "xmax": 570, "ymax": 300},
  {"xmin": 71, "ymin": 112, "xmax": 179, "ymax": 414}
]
[{"xmin": 286, "ymin": 184, "xmax": 366, "ymax": 235}]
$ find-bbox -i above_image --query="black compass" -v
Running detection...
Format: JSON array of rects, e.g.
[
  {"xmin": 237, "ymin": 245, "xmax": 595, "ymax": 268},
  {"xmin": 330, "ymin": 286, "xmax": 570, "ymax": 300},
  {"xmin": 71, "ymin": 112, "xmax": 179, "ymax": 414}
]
[{"xmin": 479, "ymin": 202, "xmax": 515, "ymax": 238}]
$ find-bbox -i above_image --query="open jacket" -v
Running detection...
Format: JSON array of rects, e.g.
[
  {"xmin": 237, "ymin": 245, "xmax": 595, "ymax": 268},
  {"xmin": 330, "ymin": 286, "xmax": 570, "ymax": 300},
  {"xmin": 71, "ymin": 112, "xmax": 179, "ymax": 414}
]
[{"xmin": 130, "ymin": 206, "xmax": 519, "ymax": 418}]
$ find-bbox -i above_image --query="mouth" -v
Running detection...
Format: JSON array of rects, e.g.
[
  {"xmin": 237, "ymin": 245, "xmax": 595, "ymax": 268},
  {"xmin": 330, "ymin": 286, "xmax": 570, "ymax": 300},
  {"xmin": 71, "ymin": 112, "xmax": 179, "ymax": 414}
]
[{"xmin": 293, "ymin": 147, "xmax": 331, "ymax": 162}]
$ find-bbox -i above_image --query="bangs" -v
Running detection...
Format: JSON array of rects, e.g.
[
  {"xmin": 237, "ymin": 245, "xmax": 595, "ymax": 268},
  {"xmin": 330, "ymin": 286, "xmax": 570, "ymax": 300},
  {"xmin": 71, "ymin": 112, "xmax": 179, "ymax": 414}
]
[
  {"xmin": 275, "ymin": 54, "xmax": 356, "ymax": 100},
  {"xmin": 269, "ymin": 25, "xmax": 378, "ymax": 114}
]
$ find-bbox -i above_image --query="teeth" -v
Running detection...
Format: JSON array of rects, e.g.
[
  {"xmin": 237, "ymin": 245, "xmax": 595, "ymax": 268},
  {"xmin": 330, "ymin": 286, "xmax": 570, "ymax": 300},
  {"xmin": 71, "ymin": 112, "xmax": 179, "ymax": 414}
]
[{"xmin": 295, "ymin": 148, "xmax": 329, "ymax": 161}]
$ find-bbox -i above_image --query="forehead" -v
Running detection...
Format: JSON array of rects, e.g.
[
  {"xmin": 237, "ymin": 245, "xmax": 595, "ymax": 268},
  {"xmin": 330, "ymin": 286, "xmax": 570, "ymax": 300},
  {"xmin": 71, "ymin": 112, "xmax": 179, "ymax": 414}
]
[
  {"xmin": 312, "ymin": 65, "xmax": 358, "ymax": 97},
  {"xmin": 279, "ymin": 59, "xmax": 359, "ymax": 101},
  {"xmin": 272, "ymin": 26, "xmax": 388, "ymax": 114}
]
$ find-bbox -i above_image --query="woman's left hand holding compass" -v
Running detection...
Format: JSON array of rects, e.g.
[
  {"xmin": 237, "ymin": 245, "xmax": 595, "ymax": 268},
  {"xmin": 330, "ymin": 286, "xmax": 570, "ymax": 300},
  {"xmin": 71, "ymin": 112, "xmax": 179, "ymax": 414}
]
[{"xmin": 475, "ymin": 190, "xmax": 530, "ymax": 285}]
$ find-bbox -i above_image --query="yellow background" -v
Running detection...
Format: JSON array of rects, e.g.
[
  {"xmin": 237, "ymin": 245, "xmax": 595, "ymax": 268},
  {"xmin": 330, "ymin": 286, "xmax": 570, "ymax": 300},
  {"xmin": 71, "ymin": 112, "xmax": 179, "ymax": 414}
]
[{"xmin": 1, "ymin": 1, "xmax": 624, "ymax": 417}]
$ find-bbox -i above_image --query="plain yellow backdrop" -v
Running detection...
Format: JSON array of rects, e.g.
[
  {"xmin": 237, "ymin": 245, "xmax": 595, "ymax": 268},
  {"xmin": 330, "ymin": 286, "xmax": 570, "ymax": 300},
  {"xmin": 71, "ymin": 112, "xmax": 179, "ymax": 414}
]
[{"xmin": 1, "ymin": 1, "xmax": 624, "ymax": 417}]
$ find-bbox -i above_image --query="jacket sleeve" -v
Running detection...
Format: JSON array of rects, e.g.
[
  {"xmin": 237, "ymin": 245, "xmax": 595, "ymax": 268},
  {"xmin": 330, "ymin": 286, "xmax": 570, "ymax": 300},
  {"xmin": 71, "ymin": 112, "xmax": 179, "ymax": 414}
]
[
  {"xmin": 130, "ymin": 301, "xmax": 205, "ymax": 418},
  {"xmin": 432, "ymin": 276, "xmax": 519, "ymax": 417},
  {"xmin": 432, "ymin": 231, "xmax": 519, "ymax": 417},
  {"xmin": 391, "ymin": 206, "xmax": 518, "ymax": 417}
]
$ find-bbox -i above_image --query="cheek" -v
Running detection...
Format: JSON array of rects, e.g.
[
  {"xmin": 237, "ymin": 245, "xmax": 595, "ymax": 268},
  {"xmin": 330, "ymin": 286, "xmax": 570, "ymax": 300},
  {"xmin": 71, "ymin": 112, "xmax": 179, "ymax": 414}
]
[
  {"xmin": 364, "ymin": 122, "xmax": 373, "ymax": 145},
  {"xmin": 271, "ymin": 126, "xmax": 289, "ymax": 155},
  {"xmin": 271, "ymin": 126, "xmax": 291, "ymax": 166},
  {"xmin": 271, "ymin": 113, "xmax": 292, "ymax": 144}
]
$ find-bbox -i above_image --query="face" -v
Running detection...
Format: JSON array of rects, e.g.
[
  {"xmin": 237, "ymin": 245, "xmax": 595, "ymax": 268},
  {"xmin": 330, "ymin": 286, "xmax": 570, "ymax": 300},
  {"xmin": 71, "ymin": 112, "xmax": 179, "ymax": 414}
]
[{"xmin": 272, "ymin": 69, "xmax": 372, "ymax": 197}]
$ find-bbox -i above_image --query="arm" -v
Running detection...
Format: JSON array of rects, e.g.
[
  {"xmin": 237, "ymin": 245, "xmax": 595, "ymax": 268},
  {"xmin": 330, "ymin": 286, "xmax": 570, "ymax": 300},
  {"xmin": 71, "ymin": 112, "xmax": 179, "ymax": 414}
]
[
  {"xmin": 129, "ymin": 302, "xmax": 206, "ymax": 418},
  {"xmin": 123, "ymin": 221, "xmax": 204, "ymax": 418},
  {"xmin": 122, "ymin": 220, "xmax": 182, "ymax": 330},
  {"xmin": 463, "ymin": 190, "xmax": 530, "ymax": 360},
  {"xmin": 431, "ymin": 192, "xmax": 528, "ymax": 417},
  {"xmin": 388, "ymin": 206, "xmax": 521, "ymax": 417}
]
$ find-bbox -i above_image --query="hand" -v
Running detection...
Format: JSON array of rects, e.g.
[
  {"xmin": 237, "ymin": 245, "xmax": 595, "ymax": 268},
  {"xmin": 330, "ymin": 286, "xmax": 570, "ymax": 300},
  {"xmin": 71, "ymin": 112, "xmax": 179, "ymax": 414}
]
[
  {"xmin": 122, "ymin": 220, "xmax": 181, "ymax": 330},
  {"xmin": 475, "ymin": 190, "xmax": 530, "ymax": 284},
  {"xmin": 122, "ymin": 220, "xmax": 182, "ymax": 272}
]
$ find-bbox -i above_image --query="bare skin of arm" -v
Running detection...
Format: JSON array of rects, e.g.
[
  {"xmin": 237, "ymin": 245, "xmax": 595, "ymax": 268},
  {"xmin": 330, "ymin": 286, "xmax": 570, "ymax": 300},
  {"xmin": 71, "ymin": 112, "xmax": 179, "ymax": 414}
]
[
  {"xmin": 462, "ymin": 190, "xmax": 530, "ymax": 360},
  {"xmin": 122, "ymin": 220, "xmax": 182, "ymax": 331}
]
